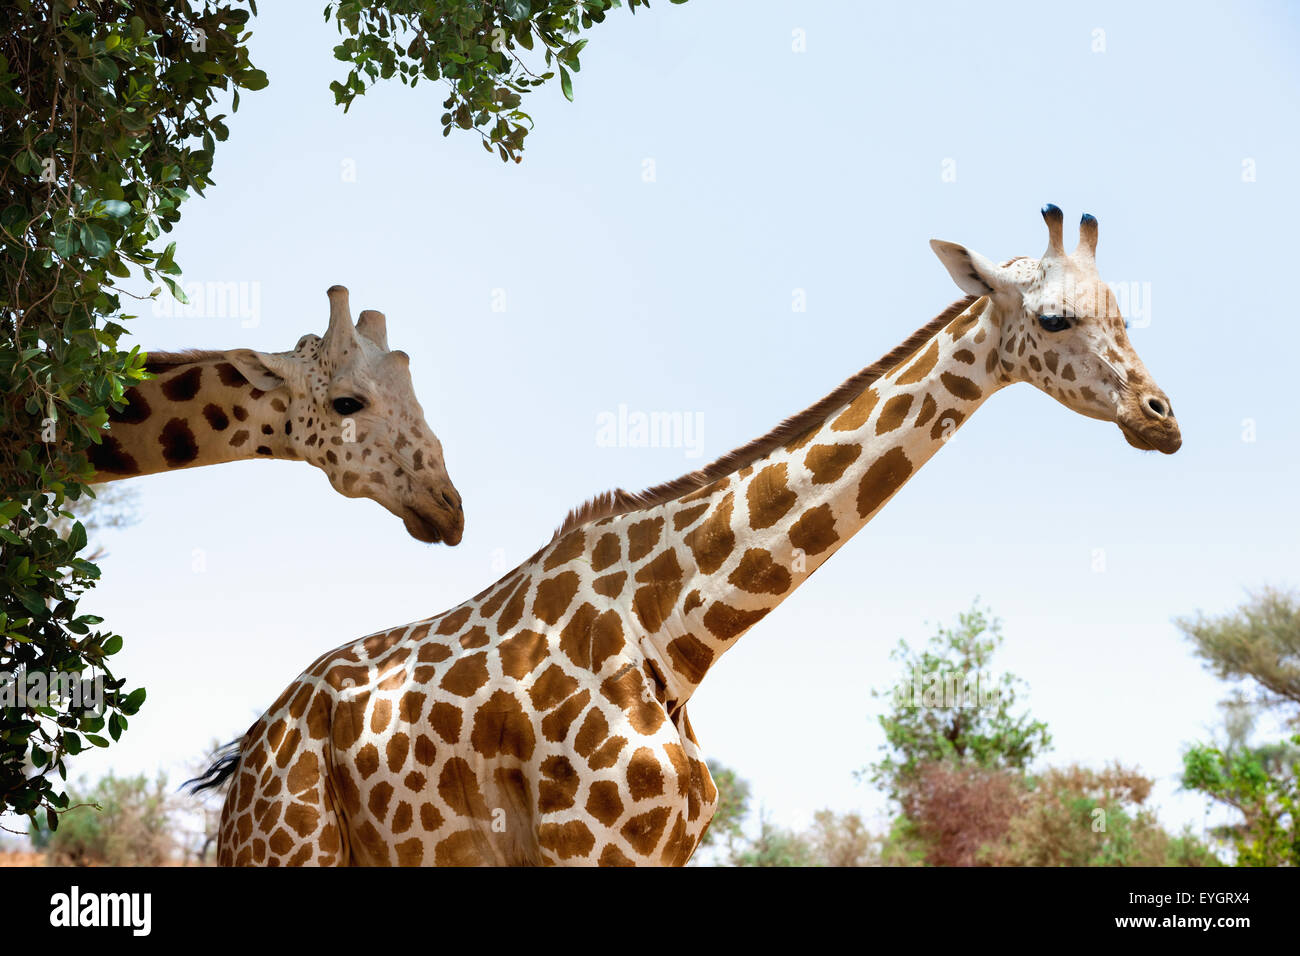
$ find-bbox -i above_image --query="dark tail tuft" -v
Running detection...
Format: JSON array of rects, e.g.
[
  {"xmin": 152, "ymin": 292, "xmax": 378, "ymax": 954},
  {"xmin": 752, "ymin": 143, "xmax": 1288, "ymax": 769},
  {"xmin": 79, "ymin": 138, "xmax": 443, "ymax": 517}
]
[{"xmin": 183, "ymin": 737, "xmax": 244, "ymax": 794}]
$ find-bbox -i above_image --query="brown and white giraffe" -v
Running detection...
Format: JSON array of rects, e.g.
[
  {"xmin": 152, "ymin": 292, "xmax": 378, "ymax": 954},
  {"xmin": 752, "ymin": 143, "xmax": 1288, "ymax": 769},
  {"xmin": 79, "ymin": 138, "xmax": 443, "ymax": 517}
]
[
  {"xmin": 90, "ymin": 285, "xmax": 463, "ymax": 544},
  {"xmin": 204, "ymin": 207, "xmax": 1179, "ymax": 865}
]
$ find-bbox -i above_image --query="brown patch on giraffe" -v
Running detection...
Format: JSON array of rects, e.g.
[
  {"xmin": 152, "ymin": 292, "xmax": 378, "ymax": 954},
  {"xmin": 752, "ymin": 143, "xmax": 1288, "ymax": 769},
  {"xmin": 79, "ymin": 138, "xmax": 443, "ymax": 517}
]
[
  {"xmin": 538, "ymin": 755, "xmax": 580, "ymax": 812},
  {"xmin": 728, "ymin": 548, "xmax": 792, "ymax": 595},
  {"xmin": 628, "ymin": 517, "xmax": 665, "ymax": 562},
  {"xmin": 412, "ymin": 734, "xmax": 437, "ymax": 767},
  {"xmin": 496, "ymin": 580, "xmax": 530, "ymax": 635},
  {"xmin": 435, "ymin": 607, "xmax": 472, "ymax": 635},
  {"xmin": 87, "ymin": 436, "xmax": 140, "ymax": 475},
  {"xmin": 331, "ymin": 694, "xmax": 370, "ymax": 751},
  {"xmin": 480, "ymin": 574, "xmax": 522, "ymax": 619},
  {"xmin": 559, "ymin": 603, "xmax": 599, "ymax": 669},
  {"xmin": 533, "ymin": 571, "xmax": 581, "ymax": 626},
  {"xmin": 355, "ymin": 744, "xmax": 380, "ymax": 780},
  {"xmin": 369, "ymin": 698, "xmax": 392, "ymax": 734},
  {"xmin": 666, "ymin": 634, "xmax": 714, "ymax": 685},
  {"xmin": 703, "ymin": 602, "xmax": 770, "ymax": 641},
  {"xmin": 286, "ymin": 752, "xmax": 319, "ymax": 796},
  {"xmin": 683, "ymin": 589, "xmax": 703, "ymax": 614},
  {"xmin": 804, "ymin": 442, "xmax": 862, "ymax": 484},
  {"xmin": 673, "ymin": 502, "xmax": 710, "ymax": 531},
  {"xmin": 588, "ymin": 736, "xmax": 627, "ymax": 770},
  {"xmin": 875, "ymin": 393, "xmax": 915, "ymax": 435},
  {"xmin": 1062, "ymin": 363, "xmax": 1076, "ymax": 381},
  {"xmin": 541, "ymin": 689, "xmax": 590, "ymax": 742},
  {"xmin": 627, "ymin": 747, "xmax": 666, "ymax": 800},
  {"xmin": 591, "ymin": 533, "xmax": 621, "ymax": 572},
  {"xmin": 368, "ymin": 781, "xmax": 394, "ymax": 821},
  {"xmin": 915, "ymin": 393, "xmax": 937, "ymax": 428},
  {"xmin": 598, "ymin": 843, "xmax": 635, "ymax": 866},
  {"xmin": 590, "ymin": 609, "xmax": 625, "ymax": 669},
  {"xmin": 953, "ymin": 348, "xmax": 976, "ymax": 365},
  {"xmin": 1044, "ymin": 350, "xmax": 1059, "ymax": 374},
  {"xmin": 109, "ymin": 388, "xmax": 151, "ymax": 425},
  {"xmin": 1028, "ymin": 354, "xmax": 1042, "ymax": 372},
  {"xmin": 895, "ymin": 339, "xmax": 940, "ymax": 385},
  {"xmin": 387, "ymin": 733, "xmax": 410, "ymax": 774},
  {"xmin": 930, "ymin": 408, "xmax": 966, "ymax": 441},
  {"xmin": 161, "ymin": 366, "xmax": 202, "ymax": 402},
  {"xmin": 430, "ymin": 702, "xmax": 463, "ymax": 743},
  {"xmin": 593, "ymin": 571, "xmax": 626, "ymax": 598},
  {"xmin": 159, "ymin": 418, "xmax": 199, "ymax": 465},
  {"xmin": 228, "ymin": 428, "xmax": 250, "ymax": 448},
  {"xmin": 940, "ymin": 372, "xmax": 982, "ymax": 401},
  {"xmin": 459, "ymin": 626, "xmax": 490, "ymax": 649},
  {"xmin": 397, "ymin": 690, "xmax": 426, "ymax": 724},
  {"xmin": 420, "ymin": 803, "xmax": 444, "ymax": 833},
  {"xmin": 857, "ymin": 446, "xmax": 913, "ymax": 519},
  {"xmin": 305, "ymin": 694, "xmax": 330, "ymax": 740},
  {"xmin": 601, "ymin": 666, "xmax": 665, "ymax": 735},
  {"xmin": 632, "ymin": 549, "xmax": 685, "ymax": 633},
  {"xmin": 621, "ymin": 807, "xmax": 670, "ymax": 856},
  {"xmin": 438, "ymin": 757, "xmax": 490, "ymax": 818},
  {"xmin": 660, "ymin": 813, "xmax": 693, "ymax": 866},
  {"xmin": 574, "ymin": 708, "xmax": 609, "ymax": 758},
  {"xmin": 363, "ymin": 629, "xmax": 402, "ymax": 657},
  {"xmin": 686, "ymin": 491, "xmax": 736, "ymax": 573},
  {"xmin": 946, "ymin": 306, "xmax": 980, "ymax": 339},
  {"xmin": 747, "ymin": 465, "xmax": 797, "ymax": 530},
  {"xmin": 831, "ymin": 386, "xmax": 879, "ymax": 432},
  {"xmin": 586, "ymin": 780, "xmax": 625, "ymax": 827},
  {"xmin": 529, "ymin": 664, "xmax": 580, "ymax": 711},
  {"xmin": 544, "ymin": 529, "xmax": 586, "ymax": 570},
  {"xmin": 440, "ymin": 652, "xmax": 489, "ymax": 697},
  {"xmin": 417, "ymin": 642, "xmax": 451, "ymax": 664},
  {"xmin": 788, "ymin": 503, "xmax": 839, "ymax": 556},
  {"xmin": 395, "ymin": 837, "xmax": 424, "ymax": 866},
  {"xmin": 498, "ymin": 628, "xmax": 548, "ymax": 679},
  {"xmin": 215, "ymin": 362, "xmax": 248, "ymax": 387},
  {"xmin": 471, "ymin": 690, "xmax": 536, "ymax": 761},
  {"xmin": 538, "ymin": 820, "xmax": 595, "ymax": 860},
  {"xmin": 434, "ymin": 830, "xmax": 485, "ymax": 865}
]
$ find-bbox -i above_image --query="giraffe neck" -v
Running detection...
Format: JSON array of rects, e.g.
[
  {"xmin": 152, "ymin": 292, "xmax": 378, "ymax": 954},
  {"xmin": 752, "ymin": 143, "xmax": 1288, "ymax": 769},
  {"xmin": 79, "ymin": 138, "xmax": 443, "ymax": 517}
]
[
  {"xmin": 618, "ymin": 296, "xmax": 1004, "ymax": 708},
  {"xmin": 88, "ymin": 353, "xmax": 291, "ymax": 479}
]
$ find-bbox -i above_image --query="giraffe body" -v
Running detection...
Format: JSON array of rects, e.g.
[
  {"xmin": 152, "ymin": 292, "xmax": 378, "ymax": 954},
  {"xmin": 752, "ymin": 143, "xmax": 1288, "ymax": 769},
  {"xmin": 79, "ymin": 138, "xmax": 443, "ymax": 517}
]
[{"xmin": 214, "ymin": 208, "xmax": 1180, "ymax": 865}]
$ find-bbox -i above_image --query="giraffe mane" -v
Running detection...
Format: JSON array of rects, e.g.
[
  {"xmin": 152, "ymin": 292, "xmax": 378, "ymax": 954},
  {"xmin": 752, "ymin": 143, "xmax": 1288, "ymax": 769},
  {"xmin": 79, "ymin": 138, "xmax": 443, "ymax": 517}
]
[
  {"xmin": 553, "ymin": 294, "xmax": 981, "ymax": 538},
  {"xmin": 142, "ymin": 349, "xmax": 228, "ymax": 372}
]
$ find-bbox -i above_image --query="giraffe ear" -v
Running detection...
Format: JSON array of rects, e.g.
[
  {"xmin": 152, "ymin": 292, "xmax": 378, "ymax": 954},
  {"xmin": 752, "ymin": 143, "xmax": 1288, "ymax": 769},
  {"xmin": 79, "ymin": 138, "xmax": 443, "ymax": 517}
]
[
  {"xmin": 226, "ymin": 349, "xmax": 288, "ymax": 391},
  {"xmin": 930, "ymin": 240, "xmax": 1010, "ymax": 296}
]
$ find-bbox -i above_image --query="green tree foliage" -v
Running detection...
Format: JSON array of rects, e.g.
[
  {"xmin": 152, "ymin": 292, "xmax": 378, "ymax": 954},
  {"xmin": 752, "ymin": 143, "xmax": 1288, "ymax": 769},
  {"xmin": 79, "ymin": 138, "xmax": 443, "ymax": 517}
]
[
  {"xmin": 698, "ymin": 758, "xmax": 748, "ymax": 850},
  {"xmin": 0, "ymin": 0, "xmax": 264, "ymax": 823},
  {"xmin": 326, "ymin": 0, "xmax": 689, "ymax": 162},
  {"xmin": 1177, "ymin": 588, "xmax": 1300, "ymax": 865},
  {"xmin": 864, "ymin": 602, "xmax": 1052, "ymax": 802},
  {"xmin": 30, "ymin": 771, "xmax": 174, "ymax": 865}
]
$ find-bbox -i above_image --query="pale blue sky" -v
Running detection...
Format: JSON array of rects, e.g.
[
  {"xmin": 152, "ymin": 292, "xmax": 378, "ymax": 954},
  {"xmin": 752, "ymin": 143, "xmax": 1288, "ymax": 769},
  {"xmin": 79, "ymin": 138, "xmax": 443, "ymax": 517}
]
[{"xmin": 38, "ymin": 1, "xmax": 1300, "ymax": 847}]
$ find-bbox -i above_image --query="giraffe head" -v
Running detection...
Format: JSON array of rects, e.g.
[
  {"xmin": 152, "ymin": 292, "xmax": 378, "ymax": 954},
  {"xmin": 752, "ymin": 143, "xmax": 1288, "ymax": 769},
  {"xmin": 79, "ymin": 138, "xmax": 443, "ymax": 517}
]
[
  {"xmin": 930, "ymin": 205, "xmax": 1180, "ymax": 454},
  {"xmin": 226, "ymin": 286, "xmax": 465, "ymax": 544}
]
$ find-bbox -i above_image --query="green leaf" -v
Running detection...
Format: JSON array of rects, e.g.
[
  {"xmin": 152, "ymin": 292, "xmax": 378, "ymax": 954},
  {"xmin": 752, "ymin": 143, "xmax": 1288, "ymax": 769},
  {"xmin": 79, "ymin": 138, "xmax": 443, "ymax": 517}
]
[{"xmin": 559, "ymin": 65, "xmax": 573, "ymax": 101}]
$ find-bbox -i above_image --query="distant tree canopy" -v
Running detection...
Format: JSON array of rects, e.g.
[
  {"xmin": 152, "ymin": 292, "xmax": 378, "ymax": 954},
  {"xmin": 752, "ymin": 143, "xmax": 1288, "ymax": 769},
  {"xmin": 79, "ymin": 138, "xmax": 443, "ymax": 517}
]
[
  {"xmin": 864, "ymin": 602, "xmax": 1053, "ymax": 802},
  {"xmin": 1179, "ymin": 588, "xmax": 1300, "ymax": 866},
  {"xmin": 2, "ymin": 0, "xmax": 677, "ymax": 825}
]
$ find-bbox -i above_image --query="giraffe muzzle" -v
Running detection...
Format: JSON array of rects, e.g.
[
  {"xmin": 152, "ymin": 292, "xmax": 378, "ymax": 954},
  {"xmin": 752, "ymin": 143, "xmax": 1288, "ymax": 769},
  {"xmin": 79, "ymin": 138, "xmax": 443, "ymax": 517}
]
[{"xmin": 402, "ymin": 499, "xmax": 465, "ymax": 546}]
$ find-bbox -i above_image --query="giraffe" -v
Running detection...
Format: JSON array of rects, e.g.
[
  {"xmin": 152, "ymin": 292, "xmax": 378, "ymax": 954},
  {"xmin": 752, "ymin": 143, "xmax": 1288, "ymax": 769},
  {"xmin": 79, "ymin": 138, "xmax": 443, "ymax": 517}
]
[
  {"xmin": 203, "ymin": 206, "xmax": 1179, "ymax": 865},
  {"xmin": 89, "ymin": 285, "xmax": 464, "ymax": 544}
]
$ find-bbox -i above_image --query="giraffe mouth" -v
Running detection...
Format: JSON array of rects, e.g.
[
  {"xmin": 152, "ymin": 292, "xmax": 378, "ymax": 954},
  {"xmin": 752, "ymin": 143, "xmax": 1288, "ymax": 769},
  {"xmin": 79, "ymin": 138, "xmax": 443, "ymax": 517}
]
[
  {"xmin": 1118, "ymin": 420, "xmax": 1181, "ymax": 455},
  {"xmin": 402, "ymin": 505, "xmax": 463, "ymax": 546}
]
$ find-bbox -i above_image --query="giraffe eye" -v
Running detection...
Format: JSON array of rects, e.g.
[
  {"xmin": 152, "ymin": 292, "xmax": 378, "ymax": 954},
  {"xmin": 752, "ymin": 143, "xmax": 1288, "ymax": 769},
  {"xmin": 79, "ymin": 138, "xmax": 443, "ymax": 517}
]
[
  {"xmin": 331, "ymin": 397, "xmax": 365, "ymax": 416},
  {"xmin": 1037, "ymin": 314, "xmax": 1070, "ymax": 333}
]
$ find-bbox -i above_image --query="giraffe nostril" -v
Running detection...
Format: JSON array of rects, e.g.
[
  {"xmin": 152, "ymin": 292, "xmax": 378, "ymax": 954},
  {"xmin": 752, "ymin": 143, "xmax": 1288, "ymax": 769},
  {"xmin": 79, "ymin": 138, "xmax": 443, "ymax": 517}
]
[
  {"xmin": 442, "ymin": 490, "xmax": 461, "ymax": 513},
  {"xmin": 1142, "ymin": 395, "xmax": 1169, "ymax": 419}
]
